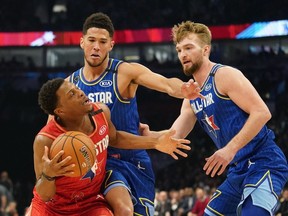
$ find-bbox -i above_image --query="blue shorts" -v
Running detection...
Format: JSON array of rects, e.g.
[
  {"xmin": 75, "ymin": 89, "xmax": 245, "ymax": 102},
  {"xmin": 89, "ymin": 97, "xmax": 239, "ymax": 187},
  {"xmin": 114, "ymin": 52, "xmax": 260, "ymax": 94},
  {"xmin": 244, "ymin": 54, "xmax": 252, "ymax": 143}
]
[
  {"xmin": 204, "ymin": 142, "xmax": 288, "ymax": 216},
  {"xmin": 102, "ymin": 153, "xmax": 155, "ymax": 216}
]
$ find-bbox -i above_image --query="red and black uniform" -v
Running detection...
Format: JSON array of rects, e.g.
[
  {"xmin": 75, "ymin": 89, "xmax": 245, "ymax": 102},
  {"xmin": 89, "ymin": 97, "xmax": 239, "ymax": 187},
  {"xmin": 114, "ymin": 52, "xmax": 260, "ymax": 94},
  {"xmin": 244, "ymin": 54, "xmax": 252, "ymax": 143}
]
[{"xmin": 26, "ymin": 104, "xmax": 113, "ymax": 216}]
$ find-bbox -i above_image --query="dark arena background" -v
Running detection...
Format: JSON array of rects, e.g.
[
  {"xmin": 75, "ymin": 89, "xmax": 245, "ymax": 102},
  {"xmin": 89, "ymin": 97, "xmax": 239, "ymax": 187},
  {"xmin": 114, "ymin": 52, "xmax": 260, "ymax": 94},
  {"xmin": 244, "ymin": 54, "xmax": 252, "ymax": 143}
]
[{"xmin": 0, "ymin": 0, "xmax": 288, "ymax": 215}]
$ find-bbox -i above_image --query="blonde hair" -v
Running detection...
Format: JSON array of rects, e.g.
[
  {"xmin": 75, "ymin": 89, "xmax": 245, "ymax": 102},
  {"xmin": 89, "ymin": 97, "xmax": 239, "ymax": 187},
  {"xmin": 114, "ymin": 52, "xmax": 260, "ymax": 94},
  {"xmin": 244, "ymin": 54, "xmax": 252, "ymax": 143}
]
[{"xmin": 172, "ymin": 21, "xmax": 212, "ymax": 46}]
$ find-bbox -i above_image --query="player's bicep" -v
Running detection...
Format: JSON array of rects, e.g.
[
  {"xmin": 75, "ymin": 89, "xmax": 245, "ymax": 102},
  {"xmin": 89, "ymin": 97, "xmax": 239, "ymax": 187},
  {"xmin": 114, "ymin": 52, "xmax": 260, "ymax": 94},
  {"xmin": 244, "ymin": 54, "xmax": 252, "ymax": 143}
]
[{"xmin": 129, "ymin": 63, "xmax": 168, "ymax": 91}]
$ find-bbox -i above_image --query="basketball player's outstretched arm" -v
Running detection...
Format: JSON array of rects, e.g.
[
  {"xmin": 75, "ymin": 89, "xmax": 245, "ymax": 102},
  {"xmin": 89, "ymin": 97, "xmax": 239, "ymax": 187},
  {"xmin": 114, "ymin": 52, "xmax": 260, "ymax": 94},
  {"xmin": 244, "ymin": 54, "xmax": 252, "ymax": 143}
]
[
  {"xmin": 97, "ymin": 103, "xmax": 191, "ymax": 160},
  {"xmin": 140, "ymin": 99, "xmax": 197, "ymax": 139},
  {"xmin": 33, "ymin": 135, "xmax": 75, "ymax": 201},
  {"xmin": 119, "ymin": 62, "xmax": 203, "ymax": 99}
]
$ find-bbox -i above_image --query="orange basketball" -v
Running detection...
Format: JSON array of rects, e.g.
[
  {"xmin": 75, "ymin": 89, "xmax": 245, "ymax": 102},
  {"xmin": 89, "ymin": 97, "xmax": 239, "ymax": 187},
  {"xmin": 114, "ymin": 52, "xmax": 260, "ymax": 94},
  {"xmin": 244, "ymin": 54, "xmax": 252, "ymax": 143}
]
[{"xmin": 50, "ymin": 131, "xmax": 96, "ymax": 178}]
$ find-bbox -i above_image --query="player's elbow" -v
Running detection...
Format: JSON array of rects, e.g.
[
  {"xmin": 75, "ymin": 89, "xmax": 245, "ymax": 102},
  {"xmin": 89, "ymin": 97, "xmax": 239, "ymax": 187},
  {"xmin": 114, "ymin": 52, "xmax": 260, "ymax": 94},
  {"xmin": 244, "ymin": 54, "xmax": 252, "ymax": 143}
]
[
  {"xmin": 40, "ymin": 195, "xmax": 53, "ymax": 202},
  {"xmin": 256, "ymin": 106, "xmax": 271, "ymax": 124},
  {"xmin": 36, "ymin": 190, "xmax": 54, "ymax": 202},
  {"xmin": 262, "ymin": 108, "xmax": 272, "ymax": 122},
  {"xmin": 35, "ymin": 181, "xmax": 55, "ymax": 202}
]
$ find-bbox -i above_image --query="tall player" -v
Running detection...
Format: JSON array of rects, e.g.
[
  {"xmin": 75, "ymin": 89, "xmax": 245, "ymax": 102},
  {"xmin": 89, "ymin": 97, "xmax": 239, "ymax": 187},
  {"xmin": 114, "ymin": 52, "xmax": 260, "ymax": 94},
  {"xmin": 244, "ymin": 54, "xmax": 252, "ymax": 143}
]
[
  {"xmin": 144, "ymin": 21, "xmax": 288, "ymax": 215},
  {"xmin": 67, "ymin": 12, "xmax": 202, "ymax": 216},
  {"xmin": 26, "ymin": 78, "xmax": 191, "ymax": 216}
]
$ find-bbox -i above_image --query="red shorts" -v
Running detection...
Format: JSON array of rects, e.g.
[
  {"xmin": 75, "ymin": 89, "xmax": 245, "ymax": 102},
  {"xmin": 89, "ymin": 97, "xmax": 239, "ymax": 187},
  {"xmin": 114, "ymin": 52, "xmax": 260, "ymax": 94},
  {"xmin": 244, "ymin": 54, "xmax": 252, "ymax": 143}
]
[{"xmin": 25, "ymin": 202, "xmax": 114, "ymax": 216}]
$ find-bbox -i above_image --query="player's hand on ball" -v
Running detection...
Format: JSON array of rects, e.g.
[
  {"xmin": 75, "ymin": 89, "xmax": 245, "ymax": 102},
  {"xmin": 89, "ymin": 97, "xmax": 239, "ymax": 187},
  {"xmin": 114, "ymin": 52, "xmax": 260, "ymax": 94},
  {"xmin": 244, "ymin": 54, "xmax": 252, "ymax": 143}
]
[
  {"xmin": 156, "ymin": 129, "xmax": 191, "ymax": 160},
  {"xmin": 42, "ymin": 146, "xmax": 75, "ymax": 178}
]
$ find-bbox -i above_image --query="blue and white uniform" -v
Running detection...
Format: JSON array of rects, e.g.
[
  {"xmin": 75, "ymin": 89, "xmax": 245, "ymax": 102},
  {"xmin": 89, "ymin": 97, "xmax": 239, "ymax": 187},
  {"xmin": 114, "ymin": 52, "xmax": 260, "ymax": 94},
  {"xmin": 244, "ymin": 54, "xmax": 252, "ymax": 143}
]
[
  {"xmin": 69, "ymin": 58, "xmax": 155, "ymax": 215},
  {"xmin": 190, "ymin": 64, "xmax": 288, "ymax": 216}
]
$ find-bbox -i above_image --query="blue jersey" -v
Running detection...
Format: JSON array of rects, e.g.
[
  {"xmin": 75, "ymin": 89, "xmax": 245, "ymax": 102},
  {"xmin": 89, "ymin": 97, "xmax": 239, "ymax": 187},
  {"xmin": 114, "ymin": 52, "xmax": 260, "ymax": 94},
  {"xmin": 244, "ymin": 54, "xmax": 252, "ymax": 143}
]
[
  {"xmin": 190, "ymin": 64, "xmax": 275, "ymax": 164},
  {"xmin": 193, "ymin": 64, "xmax": 288, "ymax": 216},
  {"xmin": 69, "ymin": 58, "xmax": 155, "ymax": 215},
  {"xmin": 69, "ymin": 58, "xmax": 147, "ymax": 160}
]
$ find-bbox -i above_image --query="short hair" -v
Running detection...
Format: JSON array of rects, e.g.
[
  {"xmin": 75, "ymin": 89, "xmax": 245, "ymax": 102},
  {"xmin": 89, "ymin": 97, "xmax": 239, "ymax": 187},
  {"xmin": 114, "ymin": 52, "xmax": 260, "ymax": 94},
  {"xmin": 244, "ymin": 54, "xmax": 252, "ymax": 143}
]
[
  {"xmin": 82, "ymin": 12, "xmax": 114, "ymax": 37},
  {"xmin": 38, "ymin": 78, "xmax": 65, "ymax": 115},
  {"xmin": 172, "ymin": 21, "xmax": 211, "ymax": 46}
]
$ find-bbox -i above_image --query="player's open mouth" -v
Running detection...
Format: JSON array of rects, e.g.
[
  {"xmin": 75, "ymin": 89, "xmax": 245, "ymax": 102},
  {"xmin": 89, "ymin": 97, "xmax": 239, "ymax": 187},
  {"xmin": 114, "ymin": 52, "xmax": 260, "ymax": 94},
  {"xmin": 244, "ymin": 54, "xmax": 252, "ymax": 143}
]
[
  {"xmin": 91, "ymin": 54, "xmax": 100, "ymax": 58},
  {"xmin": 83, "ymin": 98, "xmax": 90, "ymax": 105},
  {"xmin": 183, "ymin": 60, "xmax": 191, "ymax": 65}
]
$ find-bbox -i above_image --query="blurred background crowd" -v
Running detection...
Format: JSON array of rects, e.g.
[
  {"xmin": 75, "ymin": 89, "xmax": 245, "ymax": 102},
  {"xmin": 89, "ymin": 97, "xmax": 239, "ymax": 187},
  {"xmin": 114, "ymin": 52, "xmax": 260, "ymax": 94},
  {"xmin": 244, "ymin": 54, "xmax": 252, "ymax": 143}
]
[
  {"xmin": 0, "ymin": 0, "xmax": 288, "ymax": 215},
  {"xmin": 1, "ymin": 0, "xmax": 288, "ymax": 31}
]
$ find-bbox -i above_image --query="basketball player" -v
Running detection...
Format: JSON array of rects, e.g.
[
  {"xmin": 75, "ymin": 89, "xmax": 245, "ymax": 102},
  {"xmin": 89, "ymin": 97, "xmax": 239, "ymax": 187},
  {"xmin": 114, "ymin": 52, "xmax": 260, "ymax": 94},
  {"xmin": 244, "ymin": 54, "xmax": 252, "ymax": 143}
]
[
  {"xmin": 143, "ymin": 21, "xmax": 288, "ymax": 215},
  {"xmin": 26, "ymin": 78, "xmax": 191, "ymax": 216},
  {"xmin": 66, "ymin": 12, "xmax": 203, "ymax": 216}
]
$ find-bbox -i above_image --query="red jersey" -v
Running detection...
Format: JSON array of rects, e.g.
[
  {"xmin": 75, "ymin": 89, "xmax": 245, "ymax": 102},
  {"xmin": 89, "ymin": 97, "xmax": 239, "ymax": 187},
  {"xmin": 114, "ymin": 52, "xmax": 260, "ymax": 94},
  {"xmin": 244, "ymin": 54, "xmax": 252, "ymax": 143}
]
[{"xmin": 27, "ymin": 104, "xmax": 113, "ymax": 216}]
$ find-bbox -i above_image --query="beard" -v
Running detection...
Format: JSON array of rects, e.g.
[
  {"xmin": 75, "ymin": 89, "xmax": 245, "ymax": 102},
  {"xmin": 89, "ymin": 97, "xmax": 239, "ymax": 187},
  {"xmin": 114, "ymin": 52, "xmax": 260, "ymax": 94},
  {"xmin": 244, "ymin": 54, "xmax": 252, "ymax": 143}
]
[
  {"xmin": 183, "ymin": 58, "xmax": 203, "ymax": 76},
  {"xmin": 86, "ymin": 53, "xmax": 108, "ymax": 68}
]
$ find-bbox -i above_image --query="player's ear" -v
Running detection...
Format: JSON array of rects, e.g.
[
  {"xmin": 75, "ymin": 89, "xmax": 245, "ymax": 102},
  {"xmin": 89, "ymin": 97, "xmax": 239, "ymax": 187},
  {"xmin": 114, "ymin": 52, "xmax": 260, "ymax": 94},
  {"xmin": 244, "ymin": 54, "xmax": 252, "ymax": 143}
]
[
  {"xmin": 203, "ymin": 45, "xmax": 211, "ymax": 56},
  {"xmin": 54, "ymin": 108, "xmax": 63, "ymax": 116},
  {"xmin": 80, "ymin": 37, "xmax": 84, "ymax": 49},
  {"xmin": 110, "ymin": 40, "xmax": 115, "ymax": 51}
]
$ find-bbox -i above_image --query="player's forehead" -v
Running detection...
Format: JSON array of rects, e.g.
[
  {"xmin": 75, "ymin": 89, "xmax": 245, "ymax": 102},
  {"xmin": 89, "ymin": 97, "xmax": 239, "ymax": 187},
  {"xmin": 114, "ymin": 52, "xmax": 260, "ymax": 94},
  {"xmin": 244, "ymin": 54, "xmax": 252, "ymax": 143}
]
[
  {"xmin": 176, "ymin": 33, "xmax": 201, "ymax": 49},
  {"xmin": 85, "ymin": 27, "xmax": 110, "ymax": 39},
  {"xmin": 58, "ymin": 81, "xmax": 75, "ymax": 95}
]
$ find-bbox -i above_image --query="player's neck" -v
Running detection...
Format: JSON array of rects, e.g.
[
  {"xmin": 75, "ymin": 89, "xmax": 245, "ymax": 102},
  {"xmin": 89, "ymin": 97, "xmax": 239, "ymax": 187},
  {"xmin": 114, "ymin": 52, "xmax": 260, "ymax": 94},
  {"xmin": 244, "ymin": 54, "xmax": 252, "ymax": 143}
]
[
  {"xmin": 57, "ymin": 115, "xmax": 94, "ymax": 135},
  {"xmin": 193, "ymin": 61, "xmax": 215, "ymax": 87},
  {"xmin": 83, "ymin": 58, "xmax": 109, "ymax": 81}
]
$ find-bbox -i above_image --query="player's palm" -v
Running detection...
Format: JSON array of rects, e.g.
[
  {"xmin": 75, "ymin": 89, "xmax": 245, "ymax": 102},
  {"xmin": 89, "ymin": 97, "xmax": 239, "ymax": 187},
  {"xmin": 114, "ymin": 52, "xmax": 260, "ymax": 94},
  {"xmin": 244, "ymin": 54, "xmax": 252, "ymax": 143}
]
[{"xmin": 156, "ymin": 130, "xmax": 191, "ymax": 160}]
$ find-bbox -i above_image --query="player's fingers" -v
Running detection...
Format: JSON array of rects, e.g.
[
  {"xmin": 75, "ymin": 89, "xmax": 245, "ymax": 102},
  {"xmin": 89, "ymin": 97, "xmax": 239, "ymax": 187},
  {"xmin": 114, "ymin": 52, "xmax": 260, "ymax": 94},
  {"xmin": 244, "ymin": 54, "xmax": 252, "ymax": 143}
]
[
  {"xmin": 176, "ymin": 139, "xmax": 191, "ymax": 144},
  {"xmin": 60, "ymin": 164, "xmax": 75, "ymax": 174},
  {"xmin": 210, "ymin": 163, "xmax": 222, "ymax": 177},
  {"xmin": 170, "ymin": 137, "xmax": 190, "ymax": 144},
  {"xmin": 198, "ymin": 93, "xmax": 205, "ymax": 99},
  {"xmin": 64, "ymin": 172, "xmax": 76, "ymax": 177},
  {"xmin": 204, "ymin": 158, "xmax": 217, "ymax": 175},
  {"xmin": 170, "ymin": 153, "xmax": 179, "ymax": 160},
  {"xmin": 57, "ymin": 155, "xmax": 73, "ymax": 167},
  {"xmin": 44, "ymin": 146, "xmax": 49, "ymax": 156},
  {"xmin": 174, "ymin": 149, "xmax": 188, "ymax": 158},
  {"xmin": 187, "ymin": 79, "xmax": 195, "ymax": 84},
  {"xmin": 217, "ymin": 164, "xmax": 227, "ymax": 176},
  {"xmin": 203, "ymin": 157, "xmax": 212, "ymax": 170},
  {"xmin": 177, "ymin": 143, "xmax": 191, "ymax": 150},
  {"xmin": 52, "ymin": 150, "xmax": 65, "ymax": 161},
  {"xmin": 42, "ymin": 146, "xmax": 50, "ymax": 161}
]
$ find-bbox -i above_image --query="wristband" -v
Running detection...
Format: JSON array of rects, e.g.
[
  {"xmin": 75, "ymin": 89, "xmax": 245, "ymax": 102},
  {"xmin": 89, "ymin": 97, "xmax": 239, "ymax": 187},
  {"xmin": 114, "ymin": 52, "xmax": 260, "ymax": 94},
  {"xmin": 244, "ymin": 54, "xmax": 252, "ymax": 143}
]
[{"xmin": 42, "ymin": 172, "xmax": 56, "ymax": 181}]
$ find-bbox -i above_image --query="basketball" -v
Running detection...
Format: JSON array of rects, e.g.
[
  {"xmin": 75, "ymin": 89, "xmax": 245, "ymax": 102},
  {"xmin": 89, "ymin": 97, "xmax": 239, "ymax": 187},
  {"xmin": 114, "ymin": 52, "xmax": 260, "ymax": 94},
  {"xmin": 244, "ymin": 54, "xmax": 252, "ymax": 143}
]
[{"xmin": 50, "ymin": 131, "xmax": 96, "ymax": 178}]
